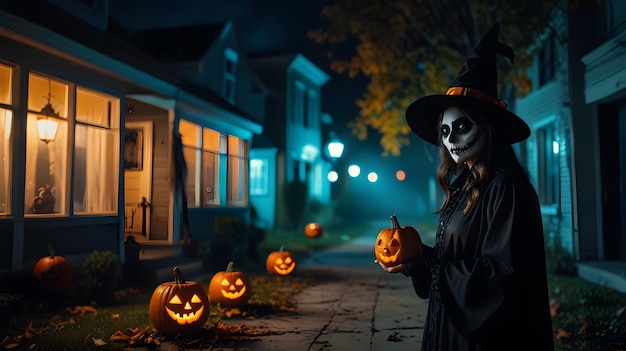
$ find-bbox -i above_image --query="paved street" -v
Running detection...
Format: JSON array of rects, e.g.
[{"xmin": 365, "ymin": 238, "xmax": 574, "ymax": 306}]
[{"xmin": 208, "ymin": 224, "xmax": 429, "ymax": 350}]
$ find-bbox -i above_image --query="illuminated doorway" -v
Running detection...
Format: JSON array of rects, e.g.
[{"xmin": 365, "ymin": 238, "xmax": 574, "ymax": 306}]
[{"xmin": 124, "ymin": 121, "xmax": 153, "ymax": 239}]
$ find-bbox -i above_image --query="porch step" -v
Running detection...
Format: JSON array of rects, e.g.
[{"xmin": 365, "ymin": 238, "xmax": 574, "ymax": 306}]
[
  {"xmin": 576, "ymin": 261, "xmax": 626, "ymax": 293},
  {"xmin": 133, "ymin": 245, "xmax": 208, "ymax": 286}
]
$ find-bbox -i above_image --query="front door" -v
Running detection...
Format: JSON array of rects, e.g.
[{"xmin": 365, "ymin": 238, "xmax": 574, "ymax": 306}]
[{"xmin": 124, "ymin": 121, "xmax": 153, "ymax": 240}]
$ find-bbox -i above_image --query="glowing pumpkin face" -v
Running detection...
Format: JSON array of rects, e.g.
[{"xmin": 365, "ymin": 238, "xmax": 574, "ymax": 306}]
[
  {"xmin": 208, "ymin": 261, "xmax": 251, "ymax": 307},
  {"xmin": 149, "ymin": 267, "xmax": 210, "ymax": 335},
  {"xmin": 266, "ymin": 246, "xmax": 296, "ymax": 276},
  {"xmin": 375, "ymin": 215, "xmax": 423, "ymax": 267},
  {"xmin": 304, "ymin": 222, "xmax": 323, "ymax": 238}
]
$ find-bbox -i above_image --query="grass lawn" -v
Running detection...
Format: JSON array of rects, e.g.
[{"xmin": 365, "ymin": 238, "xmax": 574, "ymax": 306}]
[{"xmin": 1, "ymin": 222, "xmax": 625, "ymax": 350}]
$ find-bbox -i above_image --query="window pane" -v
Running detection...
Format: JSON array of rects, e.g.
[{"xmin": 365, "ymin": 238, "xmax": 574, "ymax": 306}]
[
  {"xmin": 250, "ymin": 158, "xmax": 268, "ymax": 196},
  {"xmin": 73, "ymin": 125, "xmax": 119, "ymax": 214},
  {"xmin": 201, "ymin": 151, "xmax": 219, "ymax": 206},
  {"xmin": 76, "ymin": 87, "xmax": 112, "ymax": 127},
  {"xmin": 203, "ymin": 128, "xmax": 220, "ymax": 151},
  {"xmin": 183, "ymin": 146, "xmax": 199, "ymax": 208},
  {"xmin": 25, "ymin": 113, "xmax": 68, "ymax": 215},
  {"xmin": 74, "ymin": 87, "xmax": 119, "ymax": 214},
  {"xmin": 179, "ymin": 119, "xmax": 200, "ymax": 147},
  {"xmin": 0, "ymin": 63, "xmax": 12, "ymax": 105},
  {"xmin": 0, "ymin": 109, "xmax": 12, "ymax": 215},
  {"xmin": 227, "ymin": 137, "xmax": 248, "ymax": 206},
  {"xmin": 28, "ymin": 74, "xmax": 68, "ymax": 118}
]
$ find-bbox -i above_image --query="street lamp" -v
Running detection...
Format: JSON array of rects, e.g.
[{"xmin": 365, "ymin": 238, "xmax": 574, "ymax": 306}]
[{"xmin": 327, "ymin": 132, "xmax": 344, "ymax": 161}]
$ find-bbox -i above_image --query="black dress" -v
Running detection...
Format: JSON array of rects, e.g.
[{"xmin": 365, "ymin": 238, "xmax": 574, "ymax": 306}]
[{"xmin": 408, "ymin": 163, "xmax": 554, "ymax": 351}]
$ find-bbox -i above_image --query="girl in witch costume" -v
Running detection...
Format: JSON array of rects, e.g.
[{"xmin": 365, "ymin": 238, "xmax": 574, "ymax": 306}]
[{"xmin": 377, "ymin": 24, "xmax": 554, "ymax": 350}]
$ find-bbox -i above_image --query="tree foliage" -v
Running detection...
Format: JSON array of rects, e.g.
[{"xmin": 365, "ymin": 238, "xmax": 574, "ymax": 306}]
[{"xmin": 309, "ymin": 0, "xmax": 555, "ymax": 156}]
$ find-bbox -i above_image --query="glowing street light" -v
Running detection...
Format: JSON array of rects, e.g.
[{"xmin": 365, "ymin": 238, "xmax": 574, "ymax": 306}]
[{"xmin": 327, "ymin": 132, "xmax": 344, "ymax": 161}]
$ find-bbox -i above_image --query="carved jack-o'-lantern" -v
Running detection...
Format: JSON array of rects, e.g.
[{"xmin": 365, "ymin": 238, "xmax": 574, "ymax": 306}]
[
  {"xmin": 33, "ymin": 243, "xmax": 74, "ymax": 292},
  {"xmin": 375, "ymin": 215, "xmax": 423, "ymax": 267},
  {"xmin": 208, "ymin": 261, "xmax": 251, "ymax": 307},
  {"xmin": 149, "ymin": 267, "xmax": 210, "ymax": 335},
  {"xmin": 304, "ymin": 222, "xmax": 323, "ymax": 238},
  {"xmin": 266, "ymin": 245, "xmax": 296, "ymax": 276}
]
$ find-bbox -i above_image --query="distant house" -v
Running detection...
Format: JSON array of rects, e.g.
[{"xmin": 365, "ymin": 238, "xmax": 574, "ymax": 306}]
[
  {"xmin": 250, "ymin": 53, "xmax": 332, "ymax": 232},
  {"xmin": 0, "ymin": 2, "xmax": 263, "ymax": 275},
  {"xmin": 516, "ymin": 0, "xmax": 626, "ymax": 292}
]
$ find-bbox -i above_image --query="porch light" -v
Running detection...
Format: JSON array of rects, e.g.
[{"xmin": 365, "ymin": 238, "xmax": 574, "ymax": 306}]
[{"xmin": 36, "ymin": 79, "xmax": 60, "ymax": 144}]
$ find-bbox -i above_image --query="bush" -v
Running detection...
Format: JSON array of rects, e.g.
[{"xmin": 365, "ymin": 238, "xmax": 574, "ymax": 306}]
[{"xmin": 79, "ymin": 250, "xmax": 121, "ymax": 304}]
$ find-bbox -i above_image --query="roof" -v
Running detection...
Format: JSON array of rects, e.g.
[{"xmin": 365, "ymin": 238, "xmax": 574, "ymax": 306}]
[{"xmin": 130, "ymin": 23, "xmax": 226, "ymax": 64}]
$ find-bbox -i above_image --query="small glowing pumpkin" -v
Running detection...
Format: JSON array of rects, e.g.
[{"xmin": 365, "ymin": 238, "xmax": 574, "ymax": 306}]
[
  {"xmin": 208, "ymin": 261, "xmax": 251, "ymax": 307},
  {"xmin": 304, "ymin": 222, "xmax": 323, "ymax": 238},
  {"xmin": 149, "ymin": 267, "xmax": 210, "ymax": 335},
  {"xmin": 33, "ymin": 243, "xmax": 74, "ymax": 292},
  {"xmin": 266, "ymin": 245, "xmax": 296, "ymax": 276},
  {"xmin": 375, "ymin": 215, "xmax": 423, "ymax": 267}
]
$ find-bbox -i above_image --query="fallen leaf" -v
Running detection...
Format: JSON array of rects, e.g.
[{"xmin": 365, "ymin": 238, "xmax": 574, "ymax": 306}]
[
  {"xmin": 91, "ymin": 337, "xmax": 108, "ymax": 346},
  {"xmin": 555, "ymin": 328, "xmax": 571, "ymax": 340},
  {"xmin": 387, "ymin": 332, "xmax": 403, "ymax": 342}
]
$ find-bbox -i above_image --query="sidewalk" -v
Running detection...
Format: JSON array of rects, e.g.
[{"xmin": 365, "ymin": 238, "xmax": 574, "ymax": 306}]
[{"xmin": 209, "ymin": 226, "xmax": 429, "ymax": 351}]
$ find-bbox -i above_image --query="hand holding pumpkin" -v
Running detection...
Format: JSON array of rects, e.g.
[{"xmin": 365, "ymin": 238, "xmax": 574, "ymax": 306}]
[{"xmin": 374, "ymin": 215, "xmax": 423, "ymax": 267}]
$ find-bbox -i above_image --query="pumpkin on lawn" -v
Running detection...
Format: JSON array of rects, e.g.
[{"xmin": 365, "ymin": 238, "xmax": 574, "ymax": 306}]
[
  {"xmin": 304, "ymin": 222, "xmax": 323, "ymax": 238},
  {"xmin": 33, "ymin": 243, "xmax": 74, "ymax": 292},
  {"xmin": 375, "ymin": 215, "xmax": 423, "ymax": 267},
  {"xmin": 149, "ymin": 267, "xmax": 210, "ymax": 335},
  {"xmin": 266, "ymin": 245, "xmax": 296, "ymax": 276},
  {"xmin": 208, "ymin": 261, "xmax": 251, "ymax": 307}
]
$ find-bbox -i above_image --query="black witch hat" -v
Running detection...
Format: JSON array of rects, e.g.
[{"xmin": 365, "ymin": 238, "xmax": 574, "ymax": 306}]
[{"xmin": 405, "ymin": 23, "xmax": 530, "ymax": 145}]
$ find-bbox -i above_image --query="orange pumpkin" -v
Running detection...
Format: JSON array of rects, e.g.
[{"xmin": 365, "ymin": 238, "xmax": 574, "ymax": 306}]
[
  {"xmin": 33, "ymin": 243, "xmax": 74, "ymax": 292},
  {"xmin": 265, "ymin": 245, "xmax": 296, "ymax": 276},
  {"xmin": 304, "ymin": 222, "xmax": 323, "ymax": 238},
  {"xmin": 208, "ymin": 261, "xmax": 251, "ymax": 307},
  {"xmin": 149, "ymin": 267, "xmax": 210, "ymax": 335},
  {"xmin": 375, "ymin": 215, "xmax": 423, "ymax": 267}
]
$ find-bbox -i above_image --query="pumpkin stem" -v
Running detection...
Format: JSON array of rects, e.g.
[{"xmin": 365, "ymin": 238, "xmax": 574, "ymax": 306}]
[
  {"xmin": 390, "ymin": 215, "xmax": 400, "ymax": 229},
  {"xmin": 226, "ymin": 261, "xmax": 234, "ymax": 272},
  {"xmin": 279, "ymin": 245, "xmax": 284, "ymax": 252},
  {"xmin": 48, "ymin": 243, "xmax": 55, "ymax": 258},
  {"xmin": 173, "ymin": 266, "xmax": 185, "ymax": 284}
]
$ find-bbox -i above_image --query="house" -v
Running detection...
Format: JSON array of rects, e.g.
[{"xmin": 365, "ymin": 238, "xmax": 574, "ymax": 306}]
[
  {"xmin": 249, "ymin": 53, "xmax": 332, "ymax": 233},
  {"xmin": 0, "ymin": 1, "xmax": 264, "ymax": 279},
  {"xmin": 516, "ymin": 0, "xmax": 626, "ymax": 292}
]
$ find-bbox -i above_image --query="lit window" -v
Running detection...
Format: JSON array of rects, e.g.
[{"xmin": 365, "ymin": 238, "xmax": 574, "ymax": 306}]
[
  {"xmin": 73, "ymin": 87, "xmax": 120, "ymax": 214},
  {"xmin": 0, "ymin": 63, "xmax": 13, "ymax": 216},
  {"xmin": 536, "ymin": 123, "xmax": 559, "ymax": 206},
  {"xmin": 227, "ymin": 135, "xmax": 248, "ymax": 206},
  {"xmin": 179, "ymin": 120, "xmax": 221, "ymax": 208},
  {"xmin": 25, "ymin": 73, "xmax": 120, "ymax": 216},
  {"xmin": 25, "ymin": 74, "xmax": 69, "ymax": 215},
  {"xmin": 250, "ymin": 158, "xmax": 268, "ymax": 195}
]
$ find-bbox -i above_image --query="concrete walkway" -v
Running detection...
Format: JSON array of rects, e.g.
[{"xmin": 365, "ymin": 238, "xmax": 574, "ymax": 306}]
[{"xmin": 208, "ymin": 226, "xmax": 429, "ymax": 350}]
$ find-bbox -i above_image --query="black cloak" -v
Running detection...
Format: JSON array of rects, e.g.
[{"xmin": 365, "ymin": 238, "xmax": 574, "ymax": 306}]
[{"xmin": 408, "ymin": 162, "xmax": 554, "ymax": 351}]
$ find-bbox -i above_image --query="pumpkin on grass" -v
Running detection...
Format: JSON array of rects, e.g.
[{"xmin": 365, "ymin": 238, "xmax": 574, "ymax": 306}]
[
  {"xmin": 33, "ymin": 243, "xmax": 74, "ymax": 292},
  {"xmin": 375, "ymin": 215, "xmax": 423, "ymax": 267},
  {"xmin": 266, "ymin": 245, "xmax": 296, "ymax": 276},
  {"xmin": 208, "ymin": 261, "xmax": 251, "ymax": 307},
  {"xmin": 149, "ymin": 267, "xmax": 210, "ymax": 335},
  {"xmin": 304, "ymin": 222, "xmax": 323, "ymax": 238}
]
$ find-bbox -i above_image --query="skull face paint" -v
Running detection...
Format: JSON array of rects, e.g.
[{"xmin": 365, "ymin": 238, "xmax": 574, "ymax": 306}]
[{"xmin": 440, "ymin": 107, "xmax": 486, "ymax": 164}]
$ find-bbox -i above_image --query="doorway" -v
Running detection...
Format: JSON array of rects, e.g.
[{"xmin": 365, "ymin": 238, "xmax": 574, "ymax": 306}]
[{"xmin": 124, "ymin": 121, "xmax": 153, "ymax": 240}]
